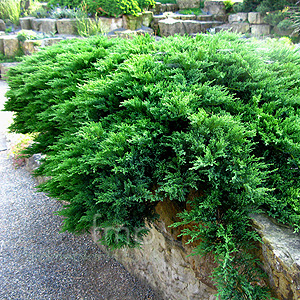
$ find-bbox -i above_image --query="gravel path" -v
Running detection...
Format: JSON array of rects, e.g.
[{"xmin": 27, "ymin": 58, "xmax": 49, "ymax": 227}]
[{"xmin": 0, "ymin": 80, "xmax": 158, "ymax": 300}]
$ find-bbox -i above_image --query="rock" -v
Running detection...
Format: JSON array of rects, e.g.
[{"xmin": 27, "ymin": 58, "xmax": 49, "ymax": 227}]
[
  {"xmin": 39, "ymin": 19, "xmax": 57, "ymax": 34},
  {"xmin": 123, "ymin": 14, "xmax": 143, "ymax": 30},
  {"xmin": 251, "ymin": 24, "xmax": 271, "ymax": 36},
  {"xmin": 91, "ymin": 198, "xmax": 218, "ymax": 300},
  {"xmin": 177, "ymin": 0, "xmax": 202, "ymax": 9},
  {"xmin": 19, "ymin": 17, "xmax": 35, "ymax": 30},
  {"xmin": 21, "ymin": 39, "xmax": 42, "ymax": 55},
  {"xmin": 0, "ymin": 31, "xmax": 5, "ymax": 36},
  {"xmin": 56, "ymin": 19, "xmax": 77, "ymax": 35},
  {"xmin": 41, "ymin": 37, "xmax": 63, "ymax": 47},
  {"xmin": 213, "ymin": 14, "xmax": 228, "ymax": 22},
  {"xmin": 248, "ymin": 12, "xmax": 264, "ymax": 24},
  {"xmin": 197, "ymin": 15, "xmax": 213, "ymax": 21},
  {"xmin": 142, "ymin": 11, "xmax": 153, "ymax": 27},
  {"xmin": 159, "ymin": 18, "xmax": 183, "ymax": 37},
  {"xmin": 214, "ymin": 23, "xmax": 232, "ymax": 33},
  {"xmin": 203, "ymin": 1, "xmax": 226, "ymax": 16},
  {"xmin": 173, "ymin": 14, "xmax": 197, "ymax": 20},
  {"xmin": 0, "ymin": 19, "xmax": 6, "ymax": 31},
  {"xmin": 252, "ymin": 214, "xmax": 300, "ymax": 300},
  {"xmin": 151, "ymin": 15, "xmax": 167, "ymax": 32},
  {"xmin": 160, "ymin": 4, "xmax": 167, "ymax": 13},
  {"xmin": 158, "ymin": 18, "xmax": 222, "ymax": 36},
  {"xmin": 2, "ymin": 36, "xmax": 19, "ymax": 58},
  {"xmin": 0, "ymin": 62, "xmax": 20, "ymax": 80},
  {"xmin": 230, "ymin": 22, "xmax": 250, "ymax": 34},
  {"xmin": 31, "ymin": 18, "xmax": 57, "ymax": 34},
  {"xmin": 228, "ymin": 13, "xmax": 248, "ymax": 23},
  {"xmin": 99, "ymin": 17, "xmax": 123, "ymax": 32},
  {"xmin": 136, "ymin": 27, "xmax": 154, "ymax": 36}
]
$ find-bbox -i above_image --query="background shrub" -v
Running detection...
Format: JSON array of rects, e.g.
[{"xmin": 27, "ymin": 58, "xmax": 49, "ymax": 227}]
[{"xmin": 5, "ymin": 33, "xmax": 300, "ymax": 299}]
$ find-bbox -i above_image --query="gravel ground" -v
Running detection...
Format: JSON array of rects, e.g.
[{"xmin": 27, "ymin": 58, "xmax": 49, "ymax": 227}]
[{"xmin": 0, "ymin": 80, "xmax": 159, "ymax": 300}]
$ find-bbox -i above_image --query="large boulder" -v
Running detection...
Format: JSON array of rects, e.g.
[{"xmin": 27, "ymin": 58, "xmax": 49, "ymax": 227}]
[
  {"xmin": 0, "ymin": 19, "xmax": 6, "ymax": 31},
  {"xmin": 203, "ymin": 1, "xmax": 226, "ymax": 16},
  {"xmin": 142, "ymin": 11, "xmax": 153, "ymax": 27},
  {"xmin": 248, "ymin": 12, "xmax": 264, "ymax": 24},
  {"xmin": 19, "ymin": 17, "xmax": 35, "ymax": 30},
  {"xmin": 251, "ymin": 24, "xmax": 271, "ymax": 36},
  {"xmin": 177, "ymin": 0, "xmax": 202, "ymax": 9},
  {"xmin": 31, "ymin": 18, "xmax": 57, "ymax": 34},
  {"xmin": 56, "ymin": 19, "xmax": 77, "ymax": 35},
  {"xmin": 123, "ymin": 14, "xmax": 143, "ymax": 30},
  {"xmin": 228, "ymin": 13, "xmax": 248, "ymax": 23},
  {"xmin": 2, "ymin": 36, "xmax": 19, "ymax": 58},
  {"xmin": 230, "ymin": 22, "xmax": 250, "ymax": 34},
  {"xmin": 21, "ymin": 39, "xmax": 42, "ymax": 55}
]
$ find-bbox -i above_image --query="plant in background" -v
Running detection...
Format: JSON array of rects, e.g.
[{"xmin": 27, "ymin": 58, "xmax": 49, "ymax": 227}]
[
  {"xmin": 17, "ymin": 30, "xmax": 38, "ymax": 42},
  {"xmin": 224, "ymin": 0, "xmax": 234, "ymax": 13},
  {"xmin": 5, "ymin": 33, "xmax": 300, "ymax": 299},
  {"xmin": 277, "ymin": 18, "xmax": 294, "ymax": 30},
  {"xmin": 178, "ymin": 8, "xmax": 203, "ymax": 15},
  {"xmin": 84, "ymin": 0, "xmax": 141, "ymax": 17},
  {"xmin": 263, "ymin": 9, "xmax": 289, "ymax": 26},
  {"xmin": 76, "ymin": 15, "xmax": 108, "ymax": 36},
  {"xmin": 0, "ymin": 0, "xmax": 22, "ymax": 25},
  {"xmin": 137, "ymin": 0, "xmax": 155, "ymax": 11},
  {"xmin": 50, "ymin": 6, "xmax": 85, "ymax": 19},
  {"xmin": 30, "ymin": 6, "xmax": 51, "ymax": 18},
  {"xmin": 47, "ymin": 0, "xmax": 83, "ymax": 9}
]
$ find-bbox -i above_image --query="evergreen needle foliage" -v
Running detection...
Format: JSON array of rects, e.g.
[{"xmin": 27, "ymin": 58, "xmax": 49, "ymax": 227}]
[{"xmin": 5, "ymin": 32, "xmax": 300, "ymax": 299}]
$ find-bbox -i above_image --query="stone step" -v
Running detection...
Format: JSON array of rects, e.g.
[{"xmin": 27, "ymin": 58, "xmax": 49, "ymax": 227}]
[
  {"xmin": 158, "ymin": 18, "xmax": 223, "ymax": 37},
  {"xmin": 0, "ymin": 62, "xmax": 21, "ymax": 80}
]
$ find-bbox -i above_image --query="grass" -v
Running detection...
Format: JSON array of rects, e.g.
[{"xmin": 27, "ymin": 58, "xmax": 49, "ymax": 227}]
[
  {"xmin": 178, "ymin": 8, "xmax": 203, "ymax": 15},
  {"xmin": 0, "ymin": 0, "xmax": 22, "ymax": 25}
]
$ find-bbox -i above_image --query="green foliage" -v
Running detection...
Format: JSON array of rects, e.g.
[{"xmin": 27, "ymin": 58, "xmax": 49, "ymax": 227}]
[
  {"xmin": 83, "ymin": 0, "xmax": 142, "ymax": 17},
  {"xmin": 235, "ymin": 0, "xmax": 297, "ymax": 13},
  {"xmin": 47, "ymin": 0, "xmax": 83, "ymax": 9},
  {"xmin": 17, "ymin": 29, "xmax": 38, "ymax": 42},
  {"xmin": 263, "ymin": 9, "xmax": 289, "ymax": 26},
  {"xmin": 50, "ymin": 6, "xmax": 85, "ymax": 18},
  {"xmin": 178, "ymin": 7, "xmax": 203, "ymax": 15},
  {"xmin": 5, "ymin": 32, "xmax": 300, "ymax": 299},
  {"xmin": 76, "ymin": 15, "xmax": 107, "ymax": 36},
  {"xmin": 0, "ymin": 0, "xmax": 22, "ymax": 25},
  {"xmin": 277, "ymin": 18, "xmax": 294, "ymax": 30},
  {"xmin": 223, "ymin": 0, "xmax": 234, "ymax": 13}
]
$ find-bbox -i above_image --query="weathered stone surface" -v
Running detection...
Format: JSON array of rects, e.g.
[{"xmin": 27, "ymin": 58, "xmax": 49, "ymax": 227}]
[
  {"xmin": 197, "ymin": 15, "xmax": 213, "ymax": 21},
  {"xmin": 19, "ymin": 17, "xmax": 35, "ymax": 30},
  {"xmin": 0, "ymin": 62, "xmax": 20, "ymax": 80},
  {"xmin": 41, "ymin": 37, "xmax": 63, "ymax": 47},
  {"xmin": 92, "ymin": 199, "xmax": 218, "ymax": 300},
  {"xmin": 203, "ymin": 1, "xmax": 226, "ymax": 16},
  {"xmin": 99, "ymin": 17, "xmax": 123, "ymax": 32},
  {"xmin": 21, "ymin": 39, "xmax": 42, "ymax": 55},
  {"xmin": 230, "ymin": 21, "xmax": 250, "ymax": 33},
  {"xmin": 2, "ymin": 36, "xmax": 19, "ymax": 58},
  {"xmin": 0, "ymin": 19, "xmax": 6, "ymax": 31},
  {"xmin": 172, "ymin": 14, "xmax": 197, "ymax": 20},
  {"xmin": 56, "ymin": 19, "xmax": 77, "ymax": 35},
  {"xmin": 159, "ymin": 19, "xmax": 222, "ymax": 36},
  {"xmin": 252, "ymin": 214, "xmax": 300, "ymax": 300},
  {"xmin": 213, "ymin": 14, "xmax": 228, "ymax": 22},
  {"xmin": 31, "ymin": 18, "xmax": 57, "ymax": 33},
  {"xmin": 122, "ymin": 14, "xmax": 143, "ymax": 30},
  {"xmin": 142, "ymin": 11, "xmax": 153, "ymax": 27},
  {"xmin": 160, "ymin": 3, "xmax": 167, "ymax": 13},
  {"xmin": 158, "ymin": 18, "xmax": 181, "ymax": 37},
  {"xmin": 228, "ymin": 13, "xmax": 248, "ymax": 23},
  {"xmin": 251, "ymin": 24, "xmax": 271, "ymax": 36},
  {"xmin": 248, "ymin": 12, "xmax": 264, "ymax": 24},
  {"xmin": 177, "ymin": 0, "xmax": 202, "ymax": 9},
  {"xmin": 25, "ymin": 154, "xmax": 50, "ymax": 184},
  {"xmin": 151, "ymin": 14, "xmax": 167, "ymax": 32}
]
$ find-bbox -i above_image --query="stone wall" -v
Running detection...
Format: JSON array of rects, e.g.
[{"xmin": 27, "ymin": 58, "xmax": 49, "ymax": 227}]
[{"xmin": 91, "ymin": 198, "xmax": 300, "ymax": 300}]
